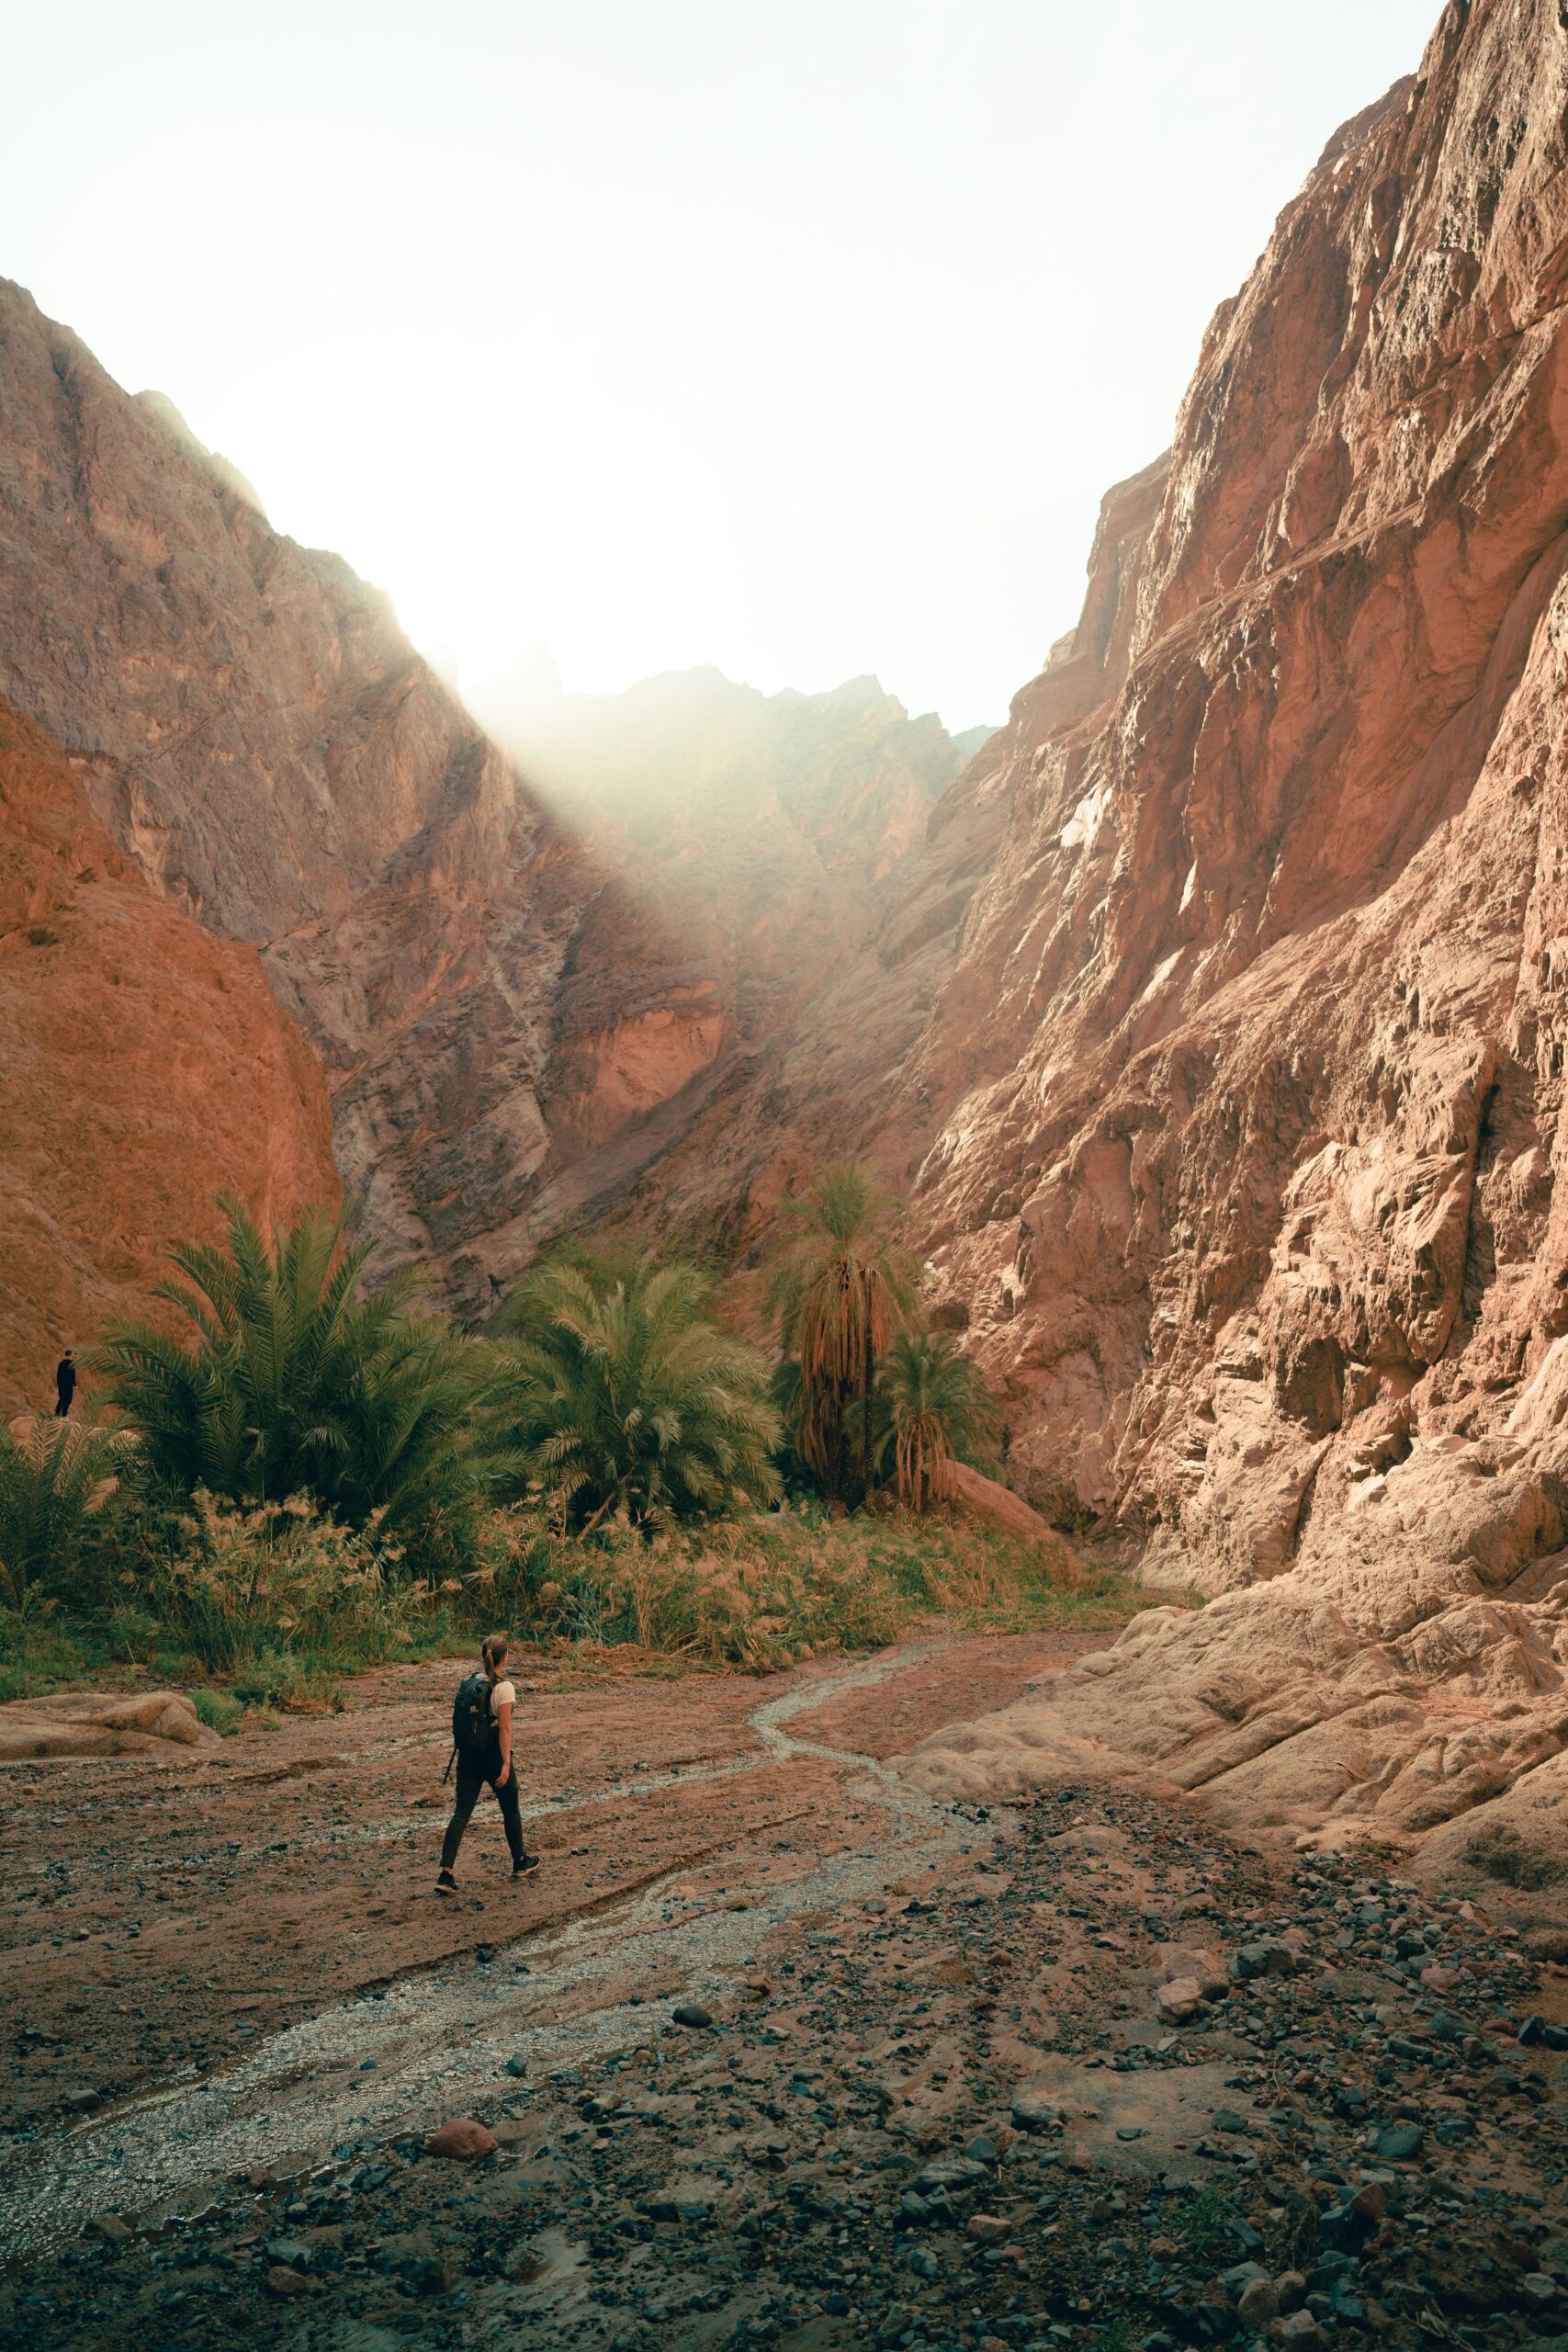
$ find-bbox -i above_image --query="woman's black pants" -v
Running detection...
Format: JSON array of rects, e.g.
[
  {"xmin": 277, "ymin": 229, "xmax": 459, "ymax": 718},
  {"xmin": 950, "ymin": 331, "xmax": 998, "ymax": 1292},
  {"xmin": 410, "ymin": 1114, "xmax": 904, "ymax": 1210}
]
[{"xmin": 440, "ymin": 1756, "xmax": 523, "ymax": 1870}]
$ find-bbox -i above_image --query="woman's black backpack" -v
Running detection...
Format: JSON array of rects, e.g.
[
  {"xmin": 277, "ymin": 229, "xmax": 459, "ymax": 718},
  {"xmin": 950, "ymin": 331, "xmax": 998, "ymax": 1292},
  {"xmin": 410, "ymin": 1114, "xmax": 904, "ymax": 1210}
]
[{"xmin": 447, "ymin": 1671, "xmax": 500, "ymax": 1778}]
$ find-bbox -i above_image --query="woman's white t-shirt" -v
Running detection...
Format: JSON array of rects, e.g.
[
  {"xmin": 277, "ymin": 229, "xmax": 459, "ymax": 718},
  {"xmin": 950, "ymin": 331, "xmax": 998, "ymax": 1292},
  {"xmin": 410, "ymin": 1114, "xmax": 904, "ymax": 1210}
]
[{"xmin": 490, "ymin": 1679, "xmax": 516, "ymax": 1717}]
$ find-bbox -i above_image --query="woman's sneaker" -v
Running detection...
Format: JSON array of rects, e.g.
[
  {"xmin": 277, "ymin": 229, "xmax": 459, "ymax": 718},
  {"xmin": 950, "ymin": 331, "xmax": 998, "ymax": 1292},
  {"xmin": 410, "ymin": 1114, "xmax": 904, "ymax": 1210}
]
[
  {"xmin": 434, "ymin": 1868, "xmax": 457, "ymax": 1897},
  {"xmin": 513, "ymin": 1852, "xmax": 541, "ymax": 1881}
]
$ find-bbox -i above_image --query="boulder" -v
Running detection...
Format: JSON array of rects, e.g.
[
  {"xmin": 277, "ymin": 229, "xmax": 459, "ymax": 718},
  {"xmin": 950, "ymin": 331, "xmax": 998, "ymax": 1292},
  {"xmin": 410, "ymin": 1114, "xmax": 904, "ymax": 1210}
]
[{"xmin": 0, "ymin": 1690, "xmax": 218, "ymax": 1763}]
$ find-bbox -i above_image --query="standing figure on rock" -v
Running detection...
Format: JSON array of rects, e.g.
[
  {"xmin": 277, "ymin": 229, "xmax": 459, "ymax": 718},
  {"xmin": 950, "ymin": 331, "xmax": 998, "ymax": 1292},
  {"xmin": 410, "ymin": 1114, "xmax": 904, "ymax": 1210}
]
[
  {"xmin": 436, "ymin": 1631, "xmax": 539, "ymax": 1894},
  {"xmin": 53, "ymin": 1349, "xmax": 75, "ymax": 1419}
]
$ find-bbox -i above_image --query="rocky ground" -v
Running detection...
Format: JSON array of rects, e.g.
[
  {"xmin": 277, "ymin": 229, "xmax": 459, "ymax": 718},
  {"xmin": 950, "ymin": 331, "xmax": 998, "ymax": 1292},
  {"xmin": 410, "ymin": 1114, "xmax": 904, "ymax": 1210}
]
[{"xmin": 1, "ymin": 1633, "xmax": 1564, "ymax": 2351}]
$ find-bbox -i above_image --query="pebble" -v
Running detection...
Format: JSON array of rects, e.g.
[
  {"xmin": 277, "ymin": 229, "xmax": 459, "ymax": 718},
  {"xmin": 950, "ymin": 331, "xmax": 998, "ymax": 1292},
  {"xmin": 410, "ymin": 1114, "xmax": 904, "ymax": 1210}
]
[
  {"xmin": 424, "ymin": 2117, "xmax": 498, "ymax": 2161},
  {"xmin": 1156, "ymin": 1975, "xmax": 1203, "ymax": 2023}
]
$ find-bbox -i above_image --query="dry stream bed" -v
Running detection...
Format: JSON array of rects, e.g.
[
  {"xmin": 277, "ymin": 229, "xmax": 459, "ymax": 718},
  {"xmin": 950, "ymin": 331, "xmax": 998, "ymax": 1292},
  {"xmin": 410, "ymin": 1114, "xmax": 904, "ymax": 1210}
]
[{"xmin": 1, "ymin": 1629, "xmax": 1564, "ymax": 2351}]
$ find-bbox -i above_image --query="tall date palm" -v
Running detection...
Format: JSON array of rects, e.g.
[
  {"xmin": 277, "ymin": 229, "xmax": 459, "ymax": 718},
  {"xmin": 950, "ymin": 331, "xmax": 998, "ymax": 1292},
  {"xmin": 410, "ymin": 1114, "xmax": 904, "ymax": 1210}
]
[
  {"xmin": 875, "ymin": 1330, "xmax": 1000, "ymax": 1511},
  {"xmin": 765, "ymin": 1162, "xmax": 916, "ymax": 1502}
]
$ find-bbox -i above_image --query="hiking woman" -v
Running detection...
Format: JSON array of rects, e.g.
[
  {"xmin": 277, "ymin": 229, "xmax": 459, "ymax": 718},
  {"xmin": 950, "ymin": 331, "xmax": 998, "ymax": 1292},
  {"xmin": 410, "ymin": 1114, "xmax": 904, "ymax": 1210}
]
[{"xmin": 436, "ymin": 1632, "xmax": 539, "ymax": 1894}]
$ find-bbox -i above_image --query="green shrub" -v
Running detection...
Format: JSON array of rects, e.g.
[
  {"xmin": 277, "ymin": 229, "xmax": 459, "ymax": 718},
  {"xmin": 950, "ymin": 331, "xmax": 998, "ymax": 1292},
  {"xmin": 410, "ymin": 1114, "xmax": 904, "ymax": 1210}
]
[
  {"xmin": 477, "ymin": 1498, "xmax": 1109, "ymax": 1672},
  {"xmin": 91, "ymin": 1197, "xmax": 486, "ymax": 1570},
  {"xmin": 191, "ymin": 1687, "xmax": 244, "ymax": 1736},
  {"xmin": 492, "ymin": 1254, "xmax": 780, "ymax": 1529},
  {"xmin": 0, "ymin": 1420, "xmax": 128, "ymax": 1605},
  {"xmin": 149, "ymin": 1489, "xmax": 419, "ymax": 1678}
]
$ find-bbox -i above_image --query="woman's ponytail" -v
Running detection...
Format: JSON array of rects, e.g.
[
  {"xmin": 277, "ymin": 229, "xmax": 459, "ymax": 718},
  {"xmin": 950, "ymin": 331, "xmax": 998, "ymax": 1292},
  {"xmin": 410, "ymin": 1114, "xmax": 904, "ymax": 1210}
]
[{"xmin": 481, "ymin": 1631, "xmax": 510, "ymax": 1674}]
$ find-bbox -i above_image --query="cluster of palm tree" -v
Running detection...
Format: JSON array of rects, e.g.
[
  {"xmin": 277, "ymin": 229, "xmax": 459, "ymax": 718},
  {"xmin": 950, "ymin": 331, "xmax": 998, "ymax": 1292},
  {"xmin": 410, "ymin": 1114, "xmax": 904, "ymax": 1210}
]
[
  {"xmin": 766, "ymin": 1162, "xmax": 998, "ymax": 1510},
  {"xmin": 4, "ymin": 1166, "xmax": 1002, "ymax": 1590}
]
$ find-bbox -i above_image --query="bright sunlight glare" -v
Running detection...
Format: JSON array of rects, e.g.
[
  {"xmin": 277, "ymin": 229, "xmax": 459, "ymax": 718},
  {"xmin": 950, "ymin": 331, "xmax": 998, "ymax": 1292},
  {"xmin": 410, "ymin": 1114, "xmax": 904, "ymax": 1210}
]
[{"xmin": 6, "ymin": 0, "xmax": 1439, "ymax": 729}]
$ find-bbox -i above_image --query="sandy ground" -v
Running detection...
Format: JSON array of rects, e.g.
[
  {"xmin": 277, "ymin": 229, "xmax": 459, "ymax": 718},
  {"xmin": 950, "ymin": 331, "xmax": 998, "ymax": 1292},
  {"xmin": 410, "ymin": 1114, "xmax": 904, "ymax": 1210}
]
[
  {"xmin": 0, "ymin": 1629, "xmax": 1100, "ymax": 2138},
  {"xmin": 1, "ymin": 1627, "xmax": 1564, "ymax": 2352}
]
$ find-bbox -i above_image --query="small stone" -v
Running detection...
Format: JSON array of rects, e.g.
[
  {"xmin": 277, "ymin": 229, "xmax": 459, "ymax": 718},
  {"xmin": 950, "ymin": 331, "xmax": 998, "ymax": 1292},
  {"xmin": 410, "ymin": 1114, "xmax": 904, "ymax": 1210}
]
[
  {"xmin": 63, "ymin": 2089, "xmax": 102, "ymax": 2115},
  {"xmin": 671, "ymin": 2002, "xmax": 713, "ymax": 2029},
  {"xmin": 1157, "ymin": 1976, "xmax": 1204, "ymax": 2024},
  {"xmin": 964, "ymin": 2134, "xmax": 999, "ymax": 2164},
  {"xmin": 1231, "ymin": 1938, "xmax": 1294, "ymax": 1982},
  {"xmin": 504, "ymin": 2055, "xmax": 527, "ymax": 2078},
  {"xmin": 1010, "ymin": 2088, "xmax": 1061, "ymax": 2132},
  {"xmin": 1348, "ymin": 2182, "xmax": 1387, "ymax": 2223},
  {"xmin": 1237, "ymin": 2275, "xmax": 1280, "ymax": 2325},
  {"xmin": 85, "ymin": 2213, "xmax": 133, "ymax": 2245},
  {"xmin": 1373, "ymin": 2122, "xmax": 1422, "ymax": 2162},
  {"xmin": 966, "ymin": 2213, "xmax": 1013, "ymax": 2245},
  {"xmin": 425, "ymin": 2117, "xmax": 498, "ymax": 2161},
  {"xmin": 1273, "ymin": 2312, "xmax": 1328, "ymax": 2347},
  {"xmin": 1516, "ymin": 2014, "xmax": 1546, "ymax": 2047},
  {"xmin": 266, "ymin": 2265, "xmax": 310, "ymax": 2298},
  {"xmin": 1065, "ymin": 2139, "xmax": 1096, "ymax": 2172},
  {"xmin": 1521, "ymin": 1927, "xmax": 1568, "ymax": 1963},
  {"xmin": 1223, "ymin": 2261, "xmax": 1269, "ymax": 2301},
  {"xmin": 1159, "ymin": 1945, "xmax": 1230, "ymax": 2000}
]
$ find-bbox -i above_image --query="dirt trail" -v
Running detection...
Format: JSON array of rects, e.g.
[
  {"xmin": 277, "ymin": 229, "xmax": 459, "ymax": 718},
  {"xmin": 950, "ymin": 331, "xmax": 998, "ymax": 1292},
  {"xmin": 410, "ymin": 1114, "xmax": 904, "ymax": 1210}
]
[
  {"xmin": 3, "ymin": 1628, "xmax": 1563, "ymax": 2352},
  {"xmin": 0, "ymin": 1630, "xmax": 1093, "ymax": 2213}
]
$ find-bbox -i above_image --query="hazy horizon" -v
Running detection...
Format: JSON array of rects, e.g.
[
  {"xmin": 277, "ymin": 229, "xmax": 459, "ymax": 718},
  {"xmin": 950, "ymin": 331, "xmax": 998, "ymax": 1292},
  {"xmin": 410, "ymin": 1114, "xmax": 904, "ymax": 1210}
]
[{"xmin": 9, "ymin": 0, "xmax": 1438, "ymax": 733}]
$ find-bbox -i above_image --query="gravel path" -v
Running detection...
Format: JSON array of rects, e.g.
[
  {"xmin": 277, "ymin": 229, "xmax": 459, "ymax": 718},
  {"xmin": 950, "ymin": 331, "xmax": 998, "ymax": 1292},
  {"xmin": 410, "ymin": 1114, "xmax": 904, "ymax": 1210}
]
[{"xmin": 1, "ymin": 1634, "xmax": 1564, "ymax": 2351}]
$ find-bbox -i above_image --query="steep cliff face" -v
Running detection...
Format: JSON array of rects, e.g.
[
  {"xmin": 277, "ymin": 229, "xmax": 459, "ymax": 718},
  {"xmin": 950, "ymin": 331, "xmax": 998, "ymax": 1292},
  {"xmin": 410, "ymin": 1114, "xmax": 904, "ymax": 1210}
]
[
  {"xmin": 0, "ymin": 698, "xmax": 337, "ymax": 1414},
  {"xmin": 469, "ymin": 664, "xmax": 973, "ymax": 1186},
  {"xmin": 473, "ymin": 664, "xmax": 966, "ymax": 1030},
  {"xmin": 0, "ymin": 275, "xmax": 605, "ymax": 1307},
  {"xmin": 0, "ymin": 277, "xmax": 978, "ymax": 1333},
  {"xmin": 895, "ymin": 0, "xmax": 1568, "ymax": 1878}
]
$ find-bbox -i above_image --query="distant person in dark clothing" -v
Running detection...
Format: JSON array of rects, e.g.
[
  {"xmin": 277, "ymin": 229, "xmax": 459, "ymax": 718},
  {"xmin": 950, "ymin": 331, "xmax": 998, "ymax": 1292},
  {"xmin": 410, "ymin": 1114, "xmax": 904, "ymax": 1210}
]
[{"xmin": 54, "ymin": 1351, "xmax": 76, "ymax": 1419}]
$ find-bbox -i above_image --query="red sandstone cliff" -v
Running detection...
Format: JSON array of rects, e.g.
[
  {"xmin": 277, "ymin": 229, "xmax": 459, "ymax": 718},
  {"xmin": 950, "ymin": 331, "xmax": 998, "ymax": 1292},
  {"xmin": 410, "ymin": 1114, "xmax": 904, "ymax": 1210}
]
[
  {"xmin": 888, "ymin": 0, "xmax": 1568, "ymax": 1884},
  {"xmin": 0, "ymin": 279, "xmax": 976, "ymax": 1341},
  {"xmin": 0, "ymin": 698, "xmax": 337, "ymax": 1415}
]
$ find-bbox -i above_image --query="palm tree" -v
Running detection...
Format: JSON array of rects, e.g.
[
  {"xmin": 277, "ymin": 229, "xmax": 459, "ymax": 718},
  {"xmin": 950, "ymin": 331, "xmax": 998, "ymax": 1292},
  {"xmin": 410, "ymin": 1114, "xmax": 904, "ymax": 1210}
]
[
  {"xmin": 92, "ymin": 1198, "xmax": 483, "ymax": 1561},
  {"xmin": 764, "ymin": 1162, "xmax": 916, "ymax": 1502},
  {"xmin": 493, "ymin": 1252, "xmax": 780, "ymax": 1529},
  {"xmin": 0, "ymin": 1419, "xmax": 124, "ymax": 1604},
  {"xmin": 875, "ymin": 1330, "xmax": 1000, "ymax": 1511}
]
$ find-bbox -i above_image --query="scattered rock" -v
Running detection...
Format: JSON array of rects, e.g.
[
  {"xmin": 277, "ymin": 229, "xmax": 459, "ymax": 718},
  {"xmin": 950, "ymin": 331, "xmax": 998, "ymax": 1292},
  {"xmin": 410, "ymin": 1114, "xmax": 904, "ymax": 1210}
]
[
  {"xmin": 1156, "ymin": 1976, "xmax": 1204, "ymax": 2024},
  {"xmin": 424, "ymin": 2118, "xmax": 498, "ymax": 2162},
  {"xmin": 966, "ymin": 2213, "xmax": 1012, "ymax": 2245},
  {"xmin": 1010, "ymin": 2088, "xmax": 1061, "ymax": 2132}
]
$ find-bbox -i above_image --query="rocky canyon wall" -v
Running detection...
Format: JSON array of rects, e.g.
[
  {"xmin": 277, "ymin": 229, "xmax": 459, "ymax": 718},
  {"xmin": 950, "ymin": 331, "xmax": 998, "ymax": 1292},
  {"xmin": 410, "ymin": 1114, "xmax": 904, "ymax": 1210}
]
[
  {"xmin": 0, "ymin": 276, "xmax": 976, "ymax": 1356},
  {"xmin": 0, "ymin": 697, "xmax": 337, "ymax": 1414},
  {"xmin": 892, "ymin": 0, "xmax": 1568, "ymax": 1888}
]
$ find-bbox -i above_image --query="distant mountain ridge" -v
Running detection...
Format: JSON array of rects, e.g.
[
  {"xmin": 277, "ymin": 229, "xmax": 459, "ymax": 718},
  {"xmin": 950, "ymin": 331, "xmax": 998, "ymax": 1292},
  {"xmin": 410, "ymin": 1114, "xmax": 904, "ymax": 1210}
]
[{"xmin": 0, "ymin": 288, "xmax": 978, "ymax": 1362}]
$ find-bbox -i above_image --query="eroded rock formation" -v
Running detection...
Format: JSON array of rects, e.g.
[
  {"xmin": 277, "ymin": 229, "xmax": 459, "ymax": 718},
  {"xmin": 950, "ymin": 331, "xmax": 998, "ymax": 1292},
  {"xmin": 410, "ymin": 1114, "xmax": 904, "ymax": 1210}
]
[
  {"xmin": 0, "ymin": 697, "xmax": 336, "ymax": 1413},
  {"xmin": 894, "ymin": 0, "xmax": 1568, "ymax": 1891},
  {"xmin": 0, "ymin": 288, "xmax": 976, "ymax": 1330},
  {"xmin": 469, "ymin": 663, "xmax": 975, "ymax": 1226}
]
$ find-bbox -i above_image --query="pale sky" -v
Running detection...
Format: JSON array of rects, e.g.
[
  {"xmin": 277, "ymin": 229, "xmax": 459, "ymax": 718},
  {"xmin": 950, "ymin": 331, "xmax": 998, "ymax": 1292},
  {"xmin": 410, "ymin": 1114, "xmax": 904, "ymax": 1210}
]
[{"xmin": 8, "ymin": 1, "xmax": 1438, "ymax": 733}]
